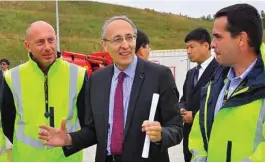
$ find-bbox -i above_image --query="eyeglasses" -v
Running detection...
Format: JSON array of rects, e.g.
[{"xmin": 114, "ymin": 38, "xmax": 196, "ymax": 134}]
[{"xmin": 103, "ymin": 34, "xmax": 136, "ymax": 45}]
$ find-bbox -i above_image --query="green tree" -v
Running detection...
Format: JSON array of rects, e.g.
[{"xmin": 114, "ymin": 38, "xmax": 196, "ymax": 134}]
[
  {"xmin": 200, "ymin": 14, "xmax": 213, "ymax": 22},
  {"xmin": 206, "ymin": 14, "xmax": 213, "ymax": 21},
  {"xmin": 200, "ymin": 15, "xmax": 206, "ymax": 20}
]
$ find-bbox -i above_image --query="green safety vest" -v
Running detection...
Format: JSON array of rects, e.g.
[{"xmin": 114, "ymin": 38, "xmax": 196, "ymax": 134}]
[
  {"xmin": 0, "ymin": 122, "xmax": 8, "ymax": 162},
  {"xmin": 208, "ymin": 99, "xmax": 265, "ymax": 161},
  {"xmin": 189, "ymin": 43, "xmax": 265, "ymax": 162},
  {"xmin": 4, "ymin": 57, "xmax": 86, "ymax": 161}
]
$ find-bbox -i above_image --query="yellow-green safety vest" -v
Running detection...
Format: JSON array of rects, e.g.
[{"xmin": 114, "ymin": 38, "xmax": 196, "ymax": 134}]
[
  {"xmin": 0, "ymin": 122, "xmax": 8, "ymax": 162},
  {"xmin": 189, "ymin": 43, "xmax": 265, "ymax": 162},
  {"xmin": 4, "ymin": 57, "xmax": 86, "ymax": 161}
]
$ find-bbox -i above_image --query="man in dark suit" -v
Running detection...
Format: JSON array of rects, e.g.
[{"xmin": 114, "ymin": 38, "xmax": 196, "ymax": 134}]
[
  {"xmin": 38, "ymin": 15, "xmax": 183, "ymax": 162},
  {"xmin": 179, "ymin": 28, "xmax": 218, "ymax": 162}
]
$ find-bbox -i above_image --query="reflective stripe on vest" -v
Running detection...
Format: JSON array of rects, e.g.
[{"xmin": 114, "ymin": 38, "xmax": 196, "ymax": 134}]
[
  {"xmin": 190, "ymin": 149, "xmax": 206, "ymax": 156},
  {"xmin": 0, "ymin": 145, "xmax": 6, "ymax": 155},
  {"xmin": 201, "ymin": 81, "xmax": 212, "ymax": 151},
  {"xmin": 66, "ymin": 64, "xmax": 80, "ymax": 132},
  {"xmin": 190, "ymin": 149, "xmax": 207, "ymax": 162},
  {"xmin": 11, "ymin": 64, "xmax": 80, "ymax": 149},
  {"xmin": 191, "ymin": 156, "xmax": 207, "ymax": 162},
  {"xmin": 0, "ymin": 122, "xmax": 6, "ymax": 155},
  {"xmin": 254, "ymin": 99, "xmax": 265, "ymax": 150}
]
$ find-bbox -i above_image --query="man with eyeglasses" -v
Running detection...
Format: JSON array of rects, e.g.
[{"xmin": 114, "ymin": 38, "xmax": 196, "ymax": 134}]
[
  {"xmin": 38, "ymin": 15, "xmax": 183, "ymax": 162},
  {"xmin": 135, "ymin": 29, "xmax": 151, "ymax": 61}
]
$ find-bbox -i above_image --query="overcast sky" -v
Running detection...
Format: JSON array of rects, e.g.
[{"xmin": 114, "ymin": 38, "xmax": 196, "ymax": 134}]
[{"xmin": 91, "ymin": 0, "xmax": 264, "ymax": 18}]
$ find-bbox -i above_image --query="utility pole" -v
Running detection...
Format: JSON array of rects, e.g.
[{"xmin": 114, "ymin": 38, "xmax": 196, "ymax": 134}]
[{"xmin": 56, "ymin": 0, "xmax": 60, "ymax": 52}]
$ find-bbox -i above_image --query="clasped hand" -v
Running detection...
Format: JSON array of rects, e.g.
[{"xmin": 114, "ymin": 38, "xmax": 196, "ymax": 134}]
[{"xmin": 141, "ymin": 120, "xmax": 162, "ymax": 143}]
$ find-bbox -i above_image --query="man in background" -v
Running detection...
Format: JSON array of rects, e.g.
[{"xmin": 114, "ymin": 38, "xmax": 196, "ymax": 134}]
[
  {"xmin": 0, "ymin": 59, "xmax": 10, "ymax": 72},
  {"xmin": 180, "ymin": 28, "xmax": 218, "ymax": 162},
  {"xmin": 135, "ymin": 29, "xmax": 151, "ymax": 60},
  {"xmin": 0, "ymin": 59, "xmax": 10, "ymax": 83}
]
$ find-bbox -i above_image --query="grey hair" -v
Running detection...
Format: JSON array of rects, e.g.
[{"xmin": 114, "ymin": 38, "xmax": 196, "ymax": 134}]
[{"xmin": 101, "ymin": 15, "xmax": 137, "ymax": 40}]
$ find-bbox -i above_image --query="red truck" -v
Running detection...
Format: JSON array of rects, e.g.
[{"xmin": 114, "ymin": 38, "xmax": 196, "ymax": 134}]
[{"xmin": 62, "ymin": 51, "xmax": 113, "ymax": 76}]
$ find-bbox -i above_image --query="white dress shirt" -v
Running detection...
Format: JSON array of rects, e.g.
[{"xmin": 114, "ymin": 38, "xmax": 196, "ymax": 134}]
[{"xmin": 197, "ymin": 55, "xmax": 214, "ymax": 80}]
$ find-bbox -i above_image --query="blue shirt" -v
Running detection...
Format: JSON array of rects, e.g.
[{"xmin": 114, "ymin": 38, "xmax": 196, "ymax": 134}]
[
  {"xmin": 107, "ymin": 55, "xmax": 138, "ymax": 155},
  {"xmin": 214, "ymin": 59, "xmax": 257, "ymax": 117}
]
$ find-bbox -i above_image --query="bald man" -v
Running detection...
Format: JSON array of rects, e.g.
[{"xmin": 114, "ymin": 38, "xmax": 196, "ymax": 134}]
[{"xmin": 0, "ymin": 21, "xmax": 87, "ymax": 161}]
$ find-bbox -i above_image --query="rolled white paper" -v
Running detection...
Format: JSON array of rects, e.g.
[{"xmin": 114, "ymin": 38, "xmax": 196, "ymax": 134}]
[{"xmin": 142, "ymin": 93, "xmax": 160, "ymax": 158}]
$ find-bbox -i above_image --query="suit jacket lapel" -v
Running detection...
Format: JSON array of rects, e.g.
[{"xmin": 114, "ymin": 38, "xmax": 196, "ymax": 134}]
[
  {"xmin": 124, "ymin": 58, "xmax": 145, "ymax": 139},
  {"xmin": 100, "ymin": 65, "xmax": 114, "ymax": 137},
  {"xmin": 0, "ymin": 70, "xmax": 3, "ymax": 78},
  {"xmin": 194, "ymin": 59, "xmax": 218, "ymax": 91},
  {"xmin": 190, "ymin": 68, "xmax": 196, "ymax": 88}
]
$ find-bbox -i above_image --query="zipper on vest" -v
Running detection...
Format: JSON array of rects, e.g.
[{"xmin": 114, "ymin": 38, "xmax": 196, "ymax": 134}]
[
  {"xmin": 43, "ymin": 75, "xmax": 55, "ymax": 127},
  {"xmin": 44, "ymin": 75, "xmax": 49, "ymax": 119},
  {"xmin": 226, "ymin": 141, "xmax": 232, "ymax": 162}
]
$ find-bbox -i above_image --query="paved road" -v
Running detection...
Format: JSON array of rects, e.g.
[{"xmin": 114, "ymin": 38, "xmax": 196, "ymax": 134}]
[{"xmin": 83, "ymin": 142, "xmax": 184, "ymax": 162}]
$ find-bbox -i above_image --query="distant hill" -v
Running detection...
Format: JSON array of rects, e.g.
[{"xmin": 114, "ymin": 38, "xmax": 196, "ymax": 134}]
[{"xmin": 0, "ymin": 1, "xmax": 264, "ymax": 66}]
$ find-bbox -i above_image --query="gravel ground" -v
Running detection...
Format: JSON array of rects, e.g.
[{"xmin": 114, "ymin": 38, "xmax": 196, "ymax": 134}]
[{"xmin": 82, "ymin": 141, "xmax": 184, "ymax": 162}]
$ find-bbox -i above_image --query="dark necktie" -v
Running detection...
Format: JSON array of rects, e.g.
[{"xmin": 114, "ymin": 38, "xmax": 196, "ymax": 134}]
[
  {"xmin": 194, "ymin": 64, "xmax": 201, "ymax": 86},
  {"xmin": 111, "ymin": 72, "xmax": 125, "ymax": 155}
]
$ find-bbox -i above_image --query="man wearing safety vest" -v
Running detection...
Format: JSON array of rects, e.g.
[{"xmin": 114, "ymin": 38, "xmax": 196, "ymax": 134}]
[
  {"xmin": 189, "ymin": 4, "xmax": 265, "ymax": 162},
  {"xmin": 0, "ymin": 21, "xmax": 87, "ymax": 161}
]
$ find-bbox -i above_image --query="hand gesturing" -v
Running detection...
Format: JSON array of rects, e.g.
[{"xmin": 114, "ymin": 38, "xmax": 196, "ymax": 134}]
[{"xmin": 38, "ymin": 120, "xmax": 72, "ymax": 147}]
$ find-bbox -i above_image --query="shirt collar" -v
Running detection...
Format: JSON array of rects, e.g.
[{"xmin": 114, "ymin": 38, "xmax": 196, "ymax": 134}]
[
  {"xmin": 200, "ymin": 55, "xmax": 214, "ymax": 70},
  {"xmin": 113, "ymin": 55, "xmax": 138, "ymax": 80},
  {"xmin": 227, "ymin": 58, "xmax": 257, "ymax": 81}
]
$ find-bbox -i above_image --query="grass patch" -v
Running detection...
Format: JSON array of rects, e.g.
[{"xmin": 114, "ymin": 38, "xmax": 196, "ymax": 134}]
[{"xmin": 0, "ymin": 1, "xmax": 264, "ymax": 67}]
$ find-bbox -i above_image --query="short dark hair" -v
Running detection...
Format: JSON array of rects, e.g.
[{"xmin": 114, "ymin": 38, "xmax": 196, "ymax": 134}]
[
  {"xmin": 184, "ymin": 28, "xmax": 211, "ymax": 50},
  {"xmin": 0, "ymin": 58, "xmax": 10, "ymax": 65},
  {"xmin": 135, "ymin": 29, "xmax": 150, "ymax": 53},
  {"xmin": 214, "ymin": 3, "xmax": 263, "ymax": 53}
]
